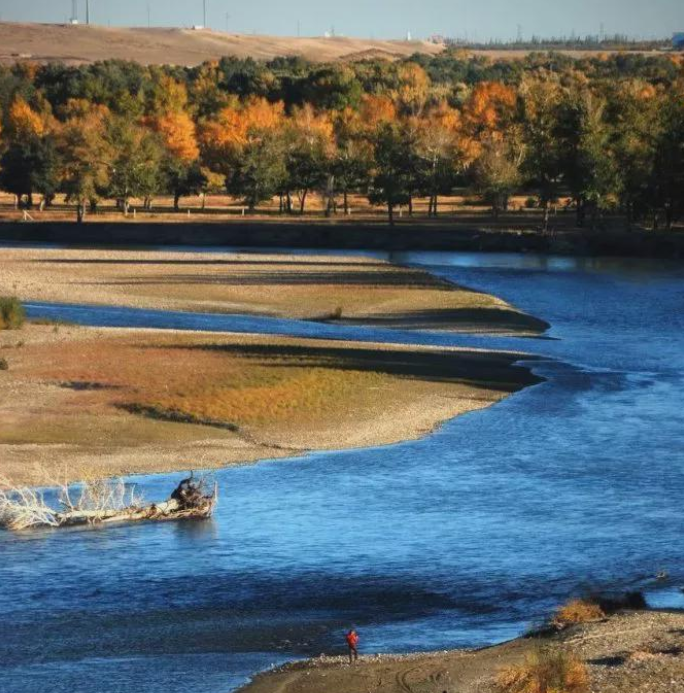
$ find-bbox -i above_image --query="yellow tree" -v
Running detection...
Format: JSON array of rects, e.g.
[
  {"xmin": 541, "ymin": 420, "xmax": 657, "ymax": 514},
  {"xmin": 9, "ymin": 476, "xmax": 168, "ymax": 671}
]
[
  {"xmin": 284, "ymin": 104, "xmax": 335, "ymax": 214},
  {"xmin": 415, "ymin": 102, "xmax": 464, "ymax": 216},
  {"xmin": 396, "ymin": 63, "xmax": 430, "ymax": 116},
  {"xmin": 6, "ymin": 97, "xmax": 46, "ymax": 141},
  {"xmin": 359, "ymin": 94, "xmax": 397, "ymax": 131},
  {"xmin": 199, "ymin": 96, "xmax": 284, "ymax": 173},
  {"xmin": 462, "ymin": 81, "xmax": 517, "ymax": 149},
  {"xmin": 57, "ymin": 107, "xmax": 113, "ymax": 222}
]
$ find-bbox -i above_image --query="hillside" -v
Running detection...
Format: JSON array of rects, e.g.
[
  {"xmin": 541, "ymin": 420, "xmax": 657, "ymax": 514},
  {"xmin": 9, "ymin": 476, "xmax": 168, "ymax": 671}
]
[{"xmin": 0, "ymin": 22, "xmax": 444, "ymax": 65}]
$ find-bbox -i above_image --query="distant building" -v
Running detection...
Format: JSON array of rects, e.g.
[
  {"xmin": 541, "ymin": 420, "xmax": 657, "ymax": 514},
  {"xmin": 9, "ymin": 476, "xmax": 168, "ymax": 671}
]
[{"xmin": 674, "ymin": 33, "xmax": 684, "ymax": 50}]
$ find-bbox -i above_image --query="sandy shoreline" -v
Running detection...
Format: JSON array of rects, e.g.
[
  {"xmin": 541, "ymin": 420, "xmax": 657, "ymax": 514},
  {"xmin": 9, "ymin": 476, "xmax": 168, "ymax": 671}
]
[
  {"xmin": 0, "ymin": 247, "xmax": 546, "ymax": 485},
  {"xmin": 240, "ymin": 610, "xmax": 684, "ymax": 693},
  {"xmin": 0, "ymin": 246, "xmax": 549, "ymax": 334}
]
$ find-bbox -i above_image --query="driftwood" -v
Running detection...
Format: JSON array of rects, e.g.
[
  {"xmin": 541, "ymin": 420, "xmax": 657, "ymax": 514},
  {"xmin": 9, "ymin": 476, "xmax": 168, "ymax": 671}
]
[{"xmin": 0, "ymin": 474, "xmax": 217, "ymax": 531}]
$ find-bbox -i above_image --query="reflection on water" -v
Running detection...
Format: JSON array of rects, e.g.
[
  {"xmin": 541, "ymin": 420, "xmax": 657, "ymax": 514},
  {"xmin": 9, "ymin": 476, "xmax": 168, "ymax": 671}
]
[{"xmin": 1, "ymin": 252, "xmax": 684, "ymax": 693}]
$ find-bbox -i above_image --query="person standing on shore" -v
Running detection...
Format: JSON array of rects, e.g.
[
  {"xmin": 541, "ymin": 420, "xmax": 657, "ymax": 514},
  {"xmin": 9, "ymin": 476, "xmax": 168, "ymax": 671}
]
[{"xmin": 345, "ymin": 628, "xmax": 359, "ymax": 664}]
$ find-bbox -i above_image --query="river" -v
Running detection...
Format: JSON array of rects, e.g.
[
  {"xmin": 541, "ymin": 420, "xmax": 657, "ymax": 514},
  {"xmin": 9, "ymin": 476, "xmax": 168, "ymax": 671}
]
[{"xmin": 1, "ymin": 250, "xmax": 683, "ymax": 693}]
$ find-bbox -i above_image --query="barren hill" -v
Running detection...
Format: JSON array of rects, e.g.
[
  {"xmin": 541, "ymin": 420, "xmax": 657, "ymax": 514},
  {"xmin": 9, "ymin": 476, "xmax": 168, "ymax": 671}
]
[{"xmin": 0, "ymin": 22, "xmax": 444, "ymax": 66}]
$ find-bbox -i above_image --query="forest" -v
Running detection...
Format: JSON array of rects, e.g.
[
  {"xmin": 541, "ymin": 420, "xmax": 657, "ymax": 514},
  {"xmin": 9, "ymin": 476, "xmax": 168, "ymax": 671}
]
[{"xmin": 0, "ymin": 50, "xmax": 682, "ymax": 229}]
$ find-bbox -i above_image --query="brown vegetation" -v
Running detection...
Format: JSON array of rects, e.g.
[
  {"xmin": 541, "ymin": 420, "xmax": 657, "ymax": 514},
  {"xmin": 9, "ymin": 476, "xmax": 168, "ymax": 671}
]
[
  {"xmin": 553, "ymin": 599, "xmax": 606, "ymax": 628},
  {"xmin": 0, "ymin": 323, "xmax": 539, "ymax": 485},
  {"xmin": 496, "ymin": 648, "xmax": 589, "ymax": 693}
]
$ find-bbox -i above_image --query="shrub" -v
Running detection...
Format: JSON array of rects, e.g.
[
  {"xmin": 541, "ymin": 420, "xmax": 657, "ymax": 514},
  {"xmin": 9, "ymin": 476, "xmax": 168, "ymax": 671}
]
[
  {"xmin": 553, "ymin": 599, "xmax": 605, "ymax": 627},
  {"xmin": 525, "ymin": 196, "xmax": 539, "ymax": 209},
  {"xmin": 0, "ymin": 358, "xmax": 8, "ymax": 371},
  {"xmin": 0, "ymin": 297, "xmax": 25, "ymax": 330},
  {"xmin": 331, "ymin": 305, "xmax": 343, "ymax": 320},
  {"xmin": 497, "ymin": 648, "xmax": 589, "ymax": 693}
]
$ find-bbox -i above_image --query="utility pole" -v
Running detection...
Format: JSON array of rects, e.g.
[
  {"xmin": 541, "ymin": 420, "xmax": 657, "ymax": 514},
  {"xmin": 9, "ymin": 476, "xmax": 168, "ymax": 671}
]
[
  {"xmin": 203, "ymin": 0, "xmax": 207, "ymax": 28},
  {"xmin": 86, "ymin": 0, "xmax": 90, "ymax": 25},
  {"xmin": 71, "ymin": 0, "xmax": 78, "ymax": 23},
  {"xmin": 147, "ymin": 2, "xmax": 151, "ymax": 28}
]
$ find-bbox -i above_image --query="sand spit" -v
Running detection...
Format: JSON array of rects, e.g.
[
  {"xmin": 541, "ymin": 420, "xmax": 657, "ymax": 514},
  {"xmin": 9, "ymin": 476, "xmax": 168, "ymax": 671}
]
[{"xmin": 241, "ymin": 611, "xmax": 684, "ymax": 693}]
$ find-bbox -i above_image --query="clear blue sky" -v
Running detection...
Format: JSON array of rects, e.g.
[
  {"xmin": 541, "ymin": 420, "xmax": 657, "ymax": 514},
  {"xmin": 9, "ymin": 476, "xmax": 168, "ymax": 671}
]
[{"xmin": 0, "ymin": 0, "xmax": 682, "ymax": 40}]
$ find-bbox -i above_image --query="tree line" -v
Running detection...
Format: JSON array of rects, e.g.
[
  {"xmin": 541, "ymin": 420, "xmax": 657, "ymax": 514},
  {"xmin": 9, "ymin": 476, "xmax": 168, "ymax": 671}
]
[{"xmin": 0, "ymin": 50, "xmax": 682, "ymax": 229}]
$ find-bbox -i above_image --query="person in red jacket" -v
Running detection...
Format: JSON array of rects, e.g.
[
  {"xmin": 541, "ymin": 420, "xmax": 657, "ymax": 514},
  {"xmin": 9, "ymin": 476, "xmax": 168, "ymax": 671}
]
[{"xmin": 345, "ymin": 629, "xmax": 359, "ymax": 664}]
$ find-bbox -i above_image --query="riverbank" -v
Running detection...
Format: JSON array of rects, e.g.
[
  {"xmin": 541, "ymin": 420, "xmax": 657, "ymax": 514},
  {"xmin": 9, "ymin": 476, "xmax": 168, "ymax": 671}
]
[
  {"xmin": 0, "ymin": 247, "xmax": 548, "ymax": 334},
  {"xmin": 1, "ymin": 220, "xmax": 683, "ymax": 258},
  {"xmin": 241, "ymin": 610, "xmax": 684, "ymax": 693},
  {"xmin": 0, "ymin": 324, "xmax": 540, "ymax": 486}
]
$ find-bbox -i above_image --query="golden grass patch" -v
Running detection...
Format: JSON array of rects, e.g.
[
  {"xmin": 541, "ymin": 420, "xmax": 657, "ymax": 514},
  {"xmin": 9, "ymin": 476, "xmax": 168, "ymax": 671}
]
[
  {"xmin": 497, "ymin": 648, "xmax": 589, "ymax": 693},
  {"xmin": 553, "ymin": 599, "xmax": 606, "ymax": 628}
]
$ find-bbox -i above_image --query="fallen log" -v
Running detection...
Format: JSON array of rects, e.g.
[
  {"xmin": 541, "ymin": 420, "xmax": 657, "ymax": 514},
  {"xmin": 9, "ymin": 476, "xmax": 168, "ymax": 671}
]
[{"xmin": 0, "ymin": 475, "xmax": 218, "ymax": 531}]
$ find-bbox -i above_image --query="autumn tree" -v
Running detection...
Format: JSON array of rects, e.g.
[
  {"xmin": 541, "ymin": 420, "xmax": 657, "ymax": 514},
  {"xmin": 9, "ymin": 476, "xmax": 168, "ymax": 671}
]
[
  {"xmin": 396, "ymin": 63, "xmax": 430, "ymax": 117},
  {"xmin": 415, "ymin": 102, "xmax": 463, "ymax": 217},
  {"xmin": 58, "ymin": 107, "xmax": 113, "ymax": 222},
  {"xmin": 283, "ymin": 104, "xmax": 335, "ymax": 214}
]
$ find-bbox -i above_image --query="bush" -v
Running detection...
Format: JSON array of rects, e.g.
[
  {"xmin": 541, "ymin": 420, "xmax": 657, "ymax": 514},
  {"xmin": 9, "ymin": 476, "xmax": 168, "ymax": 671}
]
[
  {"xmin": 0, "ymin": 297, "xmax": 25, "ymax": 330},
  {"xmin": 525, "ymin": 196, "xmax": 539, "ymax": 209},
  {"xmin": 497, "ymin": 648, "xmax": 589, "ymax": 693},
  {"xmin": 553, "ymin": 599, "xmax": 605, "ymax": 627},
  {"xmin": 0, "ymin": 358, "xmax": 8, "ymax": 371}
]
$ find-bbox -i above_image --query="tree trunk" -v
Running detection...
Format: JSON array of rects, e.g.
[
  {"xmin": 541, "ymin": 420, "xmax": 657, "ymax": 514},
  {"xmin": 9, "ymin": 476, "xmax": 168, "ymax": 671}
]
[
  {"xmin": 343, "ymin": 191, "xmax": 349, "ymax": 215},
  {"xmin": 388, "ymin": 202, "xmax": 394, "ymax": 227},
  {"xmin": 286, "ymin": 191, "xmax": 293, "ymax": 214},
  {"xmin": 76, "ymin": 202, "xmax": 86, "ymax": 223},
  {"xmin": 174, "ymin": 193, "xmax": 181, "ymax": 212},
  {"xmin": 201, "ymin": 192, "xmax": 207, "ymax": 211},
  {"xmin": 299, "ymin": 189, "xmax": 308, "ymax": 215},
  {"xmin": 408, "ymin": 195, "xmax": 413, "ymax": 217},
  {"xmin": 543, "ymin": 200, "xmax": 550, "ymax": 233}
]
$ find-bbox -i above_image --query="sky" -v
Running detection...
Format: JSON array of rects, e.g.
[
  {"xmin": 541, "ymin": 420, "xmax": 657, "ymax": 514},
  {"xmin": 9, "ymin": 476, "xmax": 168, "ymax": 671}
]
[{"xmin": 0, "ymin": 0, "xmax": 682, "ymax": 41}]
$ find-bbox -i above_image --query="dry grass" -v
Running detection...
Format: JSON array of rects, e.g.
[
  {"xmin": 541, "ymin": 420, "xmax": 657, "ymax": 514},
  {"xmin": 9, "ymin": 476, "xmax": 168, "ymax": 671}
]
[
  {"xmin": 496, "ymin": 648, "xmax": 589, "ymax": 693},
  {"xmin": 0, "ymin": 23, "xmax": 443, "ymax": 67},
  {"xmin": 0, "ymin": 324, "xmax": 537, "ymax": 484},
  {"xmin": 553, "ymin": 599, "xmax": 606, "ymax": 628}
]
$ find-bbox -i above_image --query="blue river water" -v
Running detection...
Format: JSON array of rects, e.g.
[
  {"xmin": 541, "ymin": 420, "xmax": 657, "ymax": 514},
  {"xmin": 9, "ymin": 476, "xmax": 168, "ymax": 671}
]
[{"xmin": 1, "ymin": 250, "xmax": 683, "ymax": 693}]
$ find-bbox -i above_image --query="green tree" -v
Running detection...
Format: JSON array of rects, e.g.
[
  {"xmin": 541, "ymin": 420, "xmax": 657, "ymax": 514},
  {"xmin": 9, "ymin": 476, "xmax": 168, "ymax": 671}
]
[
  {"xmin": 226, "ymin": 131, "xmax": 286, "ymax": 212},
  {"xmin": 472, "ymin": 136, "xmax": 523, "ymax": 218},
  {"xmin": 0, "ymin": 135, "xmax": 60, "ymax": 209},
  {"xmin": 558, "ymin": 89, "xmax": 618, "ymax": 228},
  {"xmin": 519, "ymin": 78, "xmax": 564, "ymax": 231},
  {"xmin": 163, "ymin": 158, "xmax": 207, "ymax": 211},
  {"xmin": 650, "ymin": 85, "xmax": 684, "ymax": 229},
  {"xmin": 104, "ymin": 117, "xmax": 164, "ymax": 213},
  {"xmin": 368, "ymin": 123, "xmax": 413, "ymax": 226}
]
